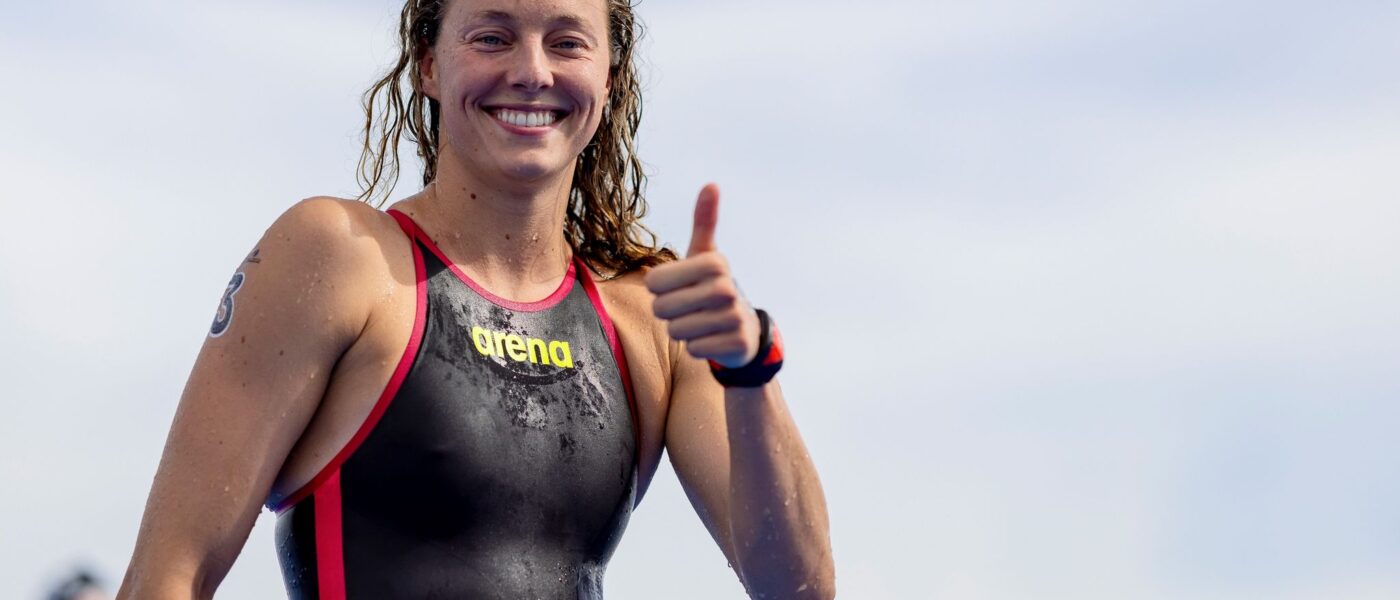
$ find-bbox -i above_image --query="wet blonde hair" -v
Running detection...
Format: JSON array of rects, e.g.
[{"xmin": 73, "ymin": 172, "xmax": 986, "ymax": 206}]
[{"xmin": 356, "ymin": 0, "xmax": 676, "ymax": 276}]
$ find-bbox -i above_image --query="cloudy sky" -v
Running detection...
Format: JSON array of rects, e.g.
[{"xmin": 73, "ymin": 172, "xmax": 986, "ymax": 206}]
[{"xmin": 3, "ymin": 0, "xmax": 1399, "ymax": 598}]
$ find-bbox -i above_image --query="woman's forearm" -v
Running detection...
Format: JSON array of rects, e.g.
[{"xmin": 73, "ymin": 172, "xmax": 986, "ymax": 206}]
[{"xmin": 725, "ymin": 380, "xmax": 836, "ymax": 599}]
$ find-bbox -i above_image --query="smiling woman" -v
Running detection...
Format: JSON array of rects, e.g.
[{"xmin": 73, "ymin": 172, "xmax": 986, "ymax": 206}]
[
  {"xmin": 116, "ymin": 0, "xmax": 834, "ymax": 599},
  {"xmin": 358, "ymin": 0, "xmax": 664, "ymax": 277}
]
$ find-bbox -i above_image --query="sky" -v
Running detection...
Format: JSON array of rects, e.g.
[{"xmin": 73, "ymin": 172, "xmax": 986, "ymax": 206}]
[{"xmin": 2, "ymin": 0, "xmax": 1399, "ymax": 598}]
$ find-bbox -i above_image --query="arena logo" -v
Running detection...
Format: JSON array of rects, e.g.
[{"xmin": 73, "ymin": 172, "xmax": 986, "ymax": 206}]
[{"xmin": 470, "ymin": 326, "xmax": 574, "ymax": 369}]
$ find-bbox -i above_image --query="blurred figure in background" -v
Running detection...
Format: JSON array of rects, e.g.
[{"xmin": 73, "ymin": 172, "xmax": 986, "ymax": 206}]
[{"xmin": 46, "ymin": 567, "xmax": 108, "ymax": 600}]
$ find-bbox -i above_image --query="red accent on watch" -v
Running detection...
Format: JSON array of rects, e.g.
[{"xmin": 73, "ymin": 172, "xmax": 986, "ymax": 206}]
[{"xmin": 709, "ymin": 309, "xmax": 784, "ymax": 388}]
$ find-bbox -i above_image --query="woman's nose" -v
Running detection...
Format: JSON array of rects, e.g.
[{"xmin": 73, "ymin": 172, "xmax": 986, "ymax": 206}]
[{"xmin": 507, "ymin": 40, "xmax": 553, "ymax": 92}]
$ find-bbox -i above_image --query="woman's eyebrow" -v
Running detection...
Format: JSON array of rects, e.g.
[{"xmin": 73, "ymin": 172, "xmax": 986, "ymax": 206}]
[
  {"xmin": 465, "ymin": 9, "xmax": 516, "ymax": 25},
  {"xmin": 465, "ymin": 10, "xmax": 599, "ymax": 36},
  {"xmin": 549, "ymin": 14, "xmax": 593, "ymax": 31}
]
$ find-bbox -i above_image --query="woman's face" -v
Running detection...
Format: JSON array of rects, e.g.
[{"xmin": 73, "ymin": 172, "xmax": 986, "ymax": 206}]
[{"xmin": 422, "ymin": 0, "xmax": 612, "ymax": 186}]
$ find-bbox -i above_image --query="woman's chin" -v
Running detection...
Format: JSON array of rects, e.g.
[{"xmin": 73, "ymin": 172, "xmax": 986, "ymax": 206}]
[{"xmin": 496, "ymin": 157, "xmax": 571, "ymax": 184}]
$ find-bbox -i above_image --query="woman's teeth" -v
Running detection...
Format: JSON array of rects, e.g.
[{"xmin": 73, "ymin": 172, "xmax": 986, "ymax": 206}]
[{"xmin": 493, "ymin": 109, "xmax": 557, "ymax": 127}]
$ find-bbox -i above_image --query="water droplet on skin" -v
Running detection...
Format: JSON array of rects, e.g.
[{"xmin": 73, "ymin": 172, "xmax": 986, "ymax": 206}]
[
  {"xmin": 223, "ymin": 486, "xmax": 230, "ymax": 493},
  {"xmin": 796, "ymin": 583, "xmax": 809, "ymax": 592}
]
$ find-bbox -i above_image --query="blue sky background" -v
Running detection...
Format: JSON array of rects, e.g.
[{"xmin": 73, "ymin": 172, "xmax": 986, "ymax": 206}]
[{"xmin": 2, "ymin": 0, "xmax": 1399, "ymax": 598}]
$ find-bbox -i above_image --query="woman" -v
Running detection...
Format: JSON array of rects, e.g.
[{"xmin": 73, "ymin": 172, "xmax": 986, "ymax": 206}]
[{"xmin": 118, "ymin": 0, "xmax": 833, "ymax": 597}]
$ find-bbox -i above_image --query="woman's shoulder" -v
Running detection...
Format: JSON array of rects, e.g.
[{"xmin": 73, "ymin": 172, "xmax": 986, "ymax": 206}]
[
  {"xmin": 587, "ymin": 265, "xmax": 653, "ymax": 315},
  {"xmin": 251, "ymin": 196, "xmax": 412, "ymax": 294},
  {"xmin": 588, "ymin": 264, "xmax": 676, "ymax": 365},
  {"xmin": 270, "ymin": 196, "xmax": 403, "ymax": 244},
  {"xmin": 263, "ymin": 196, "xmax": 407, "ymax": 261}
]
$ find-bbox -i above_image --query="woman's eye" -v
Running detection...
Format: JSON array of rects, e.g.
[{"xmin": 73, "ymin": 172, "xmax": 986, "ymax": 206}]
[{"xmin": 555, "ymin": 40, "xmax": 584, "ymax": 50}]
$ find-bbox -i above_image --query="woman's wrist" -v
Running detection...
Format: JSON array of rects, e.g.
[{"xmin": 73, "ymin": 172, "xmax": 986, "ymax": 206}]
[{"xmin": 708, "ymin": 308, "xmax": 784, "ymax": 387}]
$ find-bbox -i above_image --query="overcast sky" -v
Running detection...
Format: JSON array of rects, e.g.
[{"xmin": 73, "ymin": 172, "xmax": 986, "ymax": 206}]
[{"xmin": 3, "ymin": 0, "xmax": 1399, "ymax": 598}]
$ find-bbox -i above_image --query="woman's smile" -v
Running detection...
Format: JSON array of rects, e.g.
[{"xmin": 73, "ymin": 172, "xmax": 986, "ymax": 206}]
[{"xmin": 482, "ymin": 104, "xmax": 571, "ymax": 136}]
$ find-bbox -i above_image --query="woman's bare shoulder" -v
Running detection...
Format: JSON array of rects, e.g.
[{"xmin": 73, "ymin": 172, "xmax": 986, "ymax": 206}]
[
  {"xmin": 238, "ymin": 196, "xmax": 414, "ymax": 330},
  {"xmin": 590, "ymin": 267, "xmax": 656, "ymax": 323},
  {"xmin": 591, "ymin": 265, "xmax": 675, "ymax": 371},
  {"xmin": 260, "ymin": 196, "xmax": 409, "ymax": 273},
  {"xmin": 272, "ymin": 196, "xmax": 404, "ymax": 250}
]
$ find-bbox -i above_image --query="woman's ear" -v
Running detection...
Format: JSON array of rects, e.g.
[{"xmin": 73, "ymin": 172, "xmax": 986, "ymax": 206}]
[{"xmin": 420, "ymin": 48, "xmax": 440, "ymax": 100}]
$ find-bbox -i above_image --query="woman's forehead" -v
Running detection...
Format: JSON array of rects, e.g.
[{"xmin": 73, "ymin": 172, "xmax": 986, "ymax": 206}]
[{"xmin": 445, "ymin": 0, "xmax": 610, "ymax": 27}]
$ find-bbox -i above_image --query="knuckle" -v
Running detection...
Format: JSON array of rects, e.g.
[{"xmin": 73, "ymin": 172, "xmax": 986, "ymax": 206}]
[
  {"xmin": 651, "ymin": 294, "xmax": 672, "ymax": 315},
  {"xmin": 712, "ymin": 280, "xmax": 739, "ymax": 304},
  {"xmin": 644, "ymin": 265, "xmax": 675, "ymax": 291},
  {"xmin": 731, "ymin": 331, "xmax": 752, "ymax": 351},
  {"xmin": 686, "ymin": 343, "xmax": 709, "ymax": 360},
  {"xmin": 721, "ymin": 312, "xmax": 744, "ymax": 330},
  {"xmin": 717, "ymin": 345, "xmax": 745, "ymax": 365},
  {"xmin": 701, "ymin": 253, "xmax": 726, "ymax": 275}
]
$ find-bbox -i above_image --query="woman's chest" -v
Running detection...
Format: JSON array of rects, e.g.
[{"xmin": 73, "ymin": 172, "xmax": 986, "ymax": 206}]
[{"xmin": 272, "ymin": 264, "xmax": 675, "ymax": 505}]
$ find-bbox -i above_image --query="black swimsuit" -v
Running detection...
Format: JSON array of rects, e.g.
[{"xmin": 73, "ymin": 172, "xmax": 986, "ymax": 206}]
[{"xmin": 269, "ymin": 209, "xmax": 639, "ymax": 599}]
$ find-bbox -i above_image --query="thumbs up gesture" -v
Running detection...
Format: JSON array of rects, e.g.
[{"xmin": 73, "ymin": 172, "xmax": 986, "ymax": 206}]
[{"xmin": 644, "ymin": 184, "xmax": 762, "ymax": 368}]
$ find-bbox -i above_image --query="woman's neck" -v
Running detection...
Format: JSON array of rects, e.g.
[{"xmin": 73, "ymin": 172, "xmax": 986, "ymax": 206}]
[{"xmin": 397, "ymin": 153, "xmax": 578, "ymax": 302}]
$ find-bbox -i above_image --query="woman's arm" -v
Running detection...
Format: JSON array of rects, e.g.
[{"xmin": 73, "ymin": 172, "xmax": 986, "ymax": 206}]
[
  {"xmin": 117, "ymin": 199, "xmax": 378, "ymax": 599},
  {"xmin": 665, "ymin": 352, "xmax": 835, "ymax": 599},
  {"xmin": 647, "ymin": 185, "xmax": 835, "ymax": 599}
]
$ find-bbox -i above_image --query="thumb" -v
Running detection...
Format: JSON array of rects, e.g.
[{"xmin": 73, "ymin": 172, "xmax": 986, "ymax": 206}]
[{"xmin": 687, "ymin": 183, "xmax": 721, "ymax": 258}]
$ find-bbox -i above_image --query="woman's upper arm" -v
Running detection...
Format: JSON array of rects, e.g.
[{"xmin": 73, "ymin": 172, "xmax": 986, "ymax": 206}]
[{"xmin": 120, "ymin": 198, "xmax": 378, "ymax": 598}]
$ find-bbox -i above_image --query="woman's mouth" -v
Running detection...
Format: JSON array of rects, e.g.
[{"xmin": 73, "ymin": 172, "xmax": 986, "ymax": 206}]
[{"xmin": 489, "ymin": 107, "xmax": 566, "ymax": 128}]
